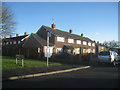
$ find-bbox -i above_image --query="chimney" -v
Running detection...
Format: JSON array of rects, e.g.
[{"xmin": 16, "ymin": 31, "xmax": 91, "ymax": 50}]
[
  {"xmin": 4, "ymin": 36, "xmax": 6, "ymax": 39},
  {"xmin": 69, "ymin": 29, "xmax": 72, "ymax": 34},
  {"xmin": 81, "ymin": 33, "xmax": 84, "ymax": 37},
  {"xmin": 10, "ymin": 35, "xmax": 12, "ymax": 38},
  {"xmin": 16, "ymin": 34, "xmax": 19, "ymax": 37},
  {"xmin": 24, "ymin": 32, "xmax": 27, "ymax": 35},
  {"xmin": 97, "ymin": 41, "xmax": 99, "ymax": 44},
  {"xmin": 51, "ymin": 23, "xmax": 55, "ymax": 29}
]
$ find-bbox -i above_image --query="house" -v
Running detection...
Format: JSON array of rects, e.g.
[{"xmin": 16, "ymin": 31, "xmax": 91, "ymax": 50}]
[
  {"xmin": 22, "ymin": 24, "xmax": 96, "ymax": 58},
  {"xmin": 95, "ymin": 41, "xmax": 109, "ymax": 54},
  {"xmin": 2, "ymin": 32, "xmax": 30, "ymax": 57},
  {"xmin": 2, "ymin": 24, "xmax": 107, "ymax": 59}
]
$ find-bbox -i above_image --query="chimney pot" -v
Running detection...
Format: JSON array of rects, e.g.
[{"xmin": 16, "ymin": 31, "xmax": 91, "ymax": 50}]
[
  {"xmin": 24, "ymin": 32, "xmax": 27, "ymax": 35},
  {"xmin": 69, "ymin": 29, "xmax": 72, "ymax": 34},
  {"xmin": 16, "ymin": 34, "xmax": 19, "ymax": 37},
  {"xmin": 10, "ymin": 35, "xmax": 12, "ymax": 38},
  {"xmin": 51, "ymin": 23, "xmax": 55, "ymax": 29},
  {"xmin": 81, "ymin": 33, "xmax": 84, "ymax": 37}
]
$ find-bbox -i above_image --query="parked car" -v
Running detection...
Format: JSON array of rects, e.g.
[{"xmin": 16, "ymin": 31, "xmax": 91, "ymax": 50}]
[{"xmin": 98, "ymin": 51, "xmax": 120, "ymax": 66}]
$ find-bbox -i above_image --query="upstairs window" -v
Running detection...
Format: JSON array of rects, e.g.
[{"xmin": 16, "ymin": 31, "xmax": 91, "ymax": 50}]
[
  {"xmin": 18, "ymin": 41, "xmax": 21, "ymax": 44},
  {"xmin": 13, "ymin": 41, "xmax": 16, "ymax": 44},
  {"xmin": 68, "ymin": 38, "xmax": 74, "ymax": 43},
  {"xmin": 57, "ymin": 37, "xmax": 64, "ymax": 42},
  {"xmin": 83, "ymin": 41, "xmax": 87, "ymax": 45},
  {"xmin": 88, "ymin": 42, "xmax": 91, "ymax": 46},
  {"xmin": 76, "ymin": 40, "xmax": 81, "ymax": 44},
  {"xmin": 10, "ymin": 42, "xmax": 12, "ymax": 44},
  {"xmin": 92, "ymin": 43, "xmax": 95, "ymax": 46},
  {"xmin": 6, "ymin": 42, "xmax": 9, "ymax": 45}
]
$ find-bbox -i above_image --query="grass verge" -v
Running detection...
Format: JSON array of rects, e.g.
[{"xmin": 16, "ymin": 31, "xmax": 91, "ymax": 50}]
[{"xmin": 2, "ymin": 56, "xmax": 62, "ymax": 70}]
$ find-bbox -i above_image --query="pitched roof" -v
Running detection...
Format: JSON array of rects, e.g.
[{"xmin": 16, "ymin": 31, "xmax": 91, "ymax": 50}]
[
  {"xmin": 3, "ymin": 35, "xmax": 29, "ymax": 41},
  {"xmin": 43, "ymin": 25, "xmax": 95, "ymax": 42},
  {"xmin": 32, "ymin": 33, "xmax": 54, "ymax": 46}
]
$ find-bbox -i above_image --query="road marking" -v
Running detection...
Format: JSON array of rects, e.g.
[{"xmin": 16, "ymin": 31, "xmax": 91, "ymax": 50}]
[{"xmin": 9, "ymin": 66, "xmax": 90, "ymax": 80}]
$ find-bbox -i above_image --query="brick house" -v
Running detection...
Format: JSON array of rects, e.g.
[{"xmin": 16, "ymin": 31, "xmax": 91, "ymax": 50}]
[
  {"xmin": 22, "ymin": 24, "xmax": 96, "ymax": 58},
  {"xmin": 2, "ymin": 32, "xmax": 30, "ymax": 57},
  {"xmin": 2, "ymin": 24, "xmax": 109, "ymax": 59}
]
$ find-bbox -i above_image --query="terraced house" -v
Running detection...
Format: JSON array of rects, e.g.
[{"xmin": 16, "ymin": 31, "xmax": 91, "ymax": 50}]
[{"xmin": 2, "ymin": 24, "xmax": 100, "ymax": 59}]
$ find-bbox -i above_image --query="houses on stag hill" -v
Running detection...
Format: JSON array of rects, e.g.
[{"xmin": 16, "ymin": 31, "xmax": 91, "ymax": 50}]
[{"xmin": 2, "ymin": 24, "xmax": 109, "ymax": 59}]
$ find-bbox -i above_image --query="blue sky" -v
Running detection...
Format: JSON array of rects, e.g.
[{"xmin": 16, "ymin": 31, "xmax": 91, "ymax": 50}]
[{"xmin": 5, "ymin": 2, "xmax": 118, "ymax": 43}]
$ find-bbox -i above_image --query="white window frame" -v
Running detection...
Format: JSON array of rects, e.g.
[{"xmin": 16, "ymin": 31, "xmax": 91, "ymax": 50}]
[
  {"xmin": 57, "ymin": 36, "xmax": 64, "ymax": 42},
  {"xmin": 88, "ymin": 42, "xmax": 91, "ymax": 46},
  {"xmin": 10, "ymin": 42, "xmax": 12, "ymax": 45},
  {"xmin": 92, "ymin": 43, "xmax": 95, "ymax": 46},
  {"xmin": 83, "ymin": 41, "xmax": 87, "ymax": 45},
  {"xmin": 76, "ymin": 40, "xmax": 81, "ymax": 44},
  {"xmin": 13, "ymin": 41, "xmax": 16, "ymax": 44},
  {"xmin": 68, "ymin": 38, "xmax": 74, "ymax": 43},
  {"xmin": 76, "ymin": 48, "xmax": 80, "ymax": 54},
  {"xmin": 88, "ymin": 49, "xmax": 91, "ymax": 53},
  {"xmin": 38, "ymin": 48, "xmax": 41, "ymax": 53},
  {"xmin": 93, "ymin": 49, "xmax": 95, "ymax": 53},
  {"xmin": 56, "ymin": 48, "xmax": 62, "ymax": 53},
  {"xmin": 6, "ymin": 42, "xmax": 9, "ymax": 45},
  {"xmin": 18, "ymin": 41, "xmax": 21, "ymax": 44}
]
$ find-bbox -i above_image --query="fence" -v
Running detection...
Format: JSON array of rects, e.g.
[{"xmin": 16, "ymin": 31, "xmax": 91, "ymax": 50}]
[{"xmin": 51, "ymin": 53, "xmax": 98, "ymax": 64}]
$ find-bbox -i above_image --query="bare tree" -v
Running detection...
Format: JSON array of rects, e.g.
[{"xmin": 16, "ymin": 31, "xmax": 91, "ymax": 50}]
[
  {"xmin": 0, "ymin": 3, "xmax": 16, "ymax": 38},
  {"xmin": 103, "ymin": 40, "xmax": 120, "ymax": 48}
]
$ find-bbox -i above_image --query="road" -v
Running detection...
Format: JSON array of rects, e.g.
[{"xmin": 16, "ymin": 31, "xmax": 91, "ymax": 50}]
[{"xmin": 2, "ymin": 64, "xmax": 120, "ymax": 88}]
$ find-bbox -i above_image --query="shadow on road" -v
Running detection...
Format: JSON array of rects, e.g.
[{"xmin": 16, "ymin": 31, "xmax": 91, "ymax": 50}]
[{"xmin": 2, "ymin": 77, "xmax": 119, "ymax": 88}]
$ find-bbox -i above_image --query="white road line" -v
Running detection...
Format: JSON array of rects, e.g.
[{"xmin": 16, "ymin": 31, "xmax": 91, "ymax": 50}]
[{"xmin": 9, "ymin": 66, "xmax": 91, "ymax": 80}]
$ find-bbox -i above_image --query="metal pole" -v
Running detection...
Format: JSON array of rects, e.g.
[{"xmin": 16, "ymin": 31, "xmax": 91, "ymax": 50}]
[
  {"xmin": 47, "ymin": 32, "xmax": 49, "ymax": 67},
  {"xmin": 16, "ymin": 58, "xmax": 17, "ymax": 64},
  {"xmin": 22, "ymin": 59, "xmax": 24, "ymax": 67}
]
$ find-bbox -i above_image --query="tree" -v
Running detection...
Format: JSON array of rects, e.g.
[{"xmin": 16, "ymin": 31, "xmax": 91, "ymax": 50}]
[
  {"xmin": 0, "ymin": 3, "xmax": 16, "ymax": 38},
  {"xmin": 103, "ymin": 40, "xmax": 120, "ymax": 48}
]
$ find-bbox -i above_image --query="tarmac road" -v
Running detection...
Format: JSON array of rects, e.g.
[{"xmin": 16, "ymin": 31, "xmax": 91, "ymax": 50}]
[{"xmin": 2, "ymin": 64, "xmax": 120, "ymax": 88}]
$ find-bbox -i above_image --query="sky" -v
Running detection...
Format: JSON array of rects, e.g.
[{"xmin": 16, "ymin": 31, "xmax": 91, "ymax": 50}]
[{"xmin": 5, "ymin": 2, "xmax": 118, "ymax": 43}]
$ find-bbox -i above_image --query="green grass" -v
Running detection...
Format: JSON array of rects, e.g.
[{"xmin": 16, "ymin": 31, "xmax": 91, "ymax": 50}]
[{"xmin": 2, "ymin": 56, "xmax": 62, "ymax": 70}]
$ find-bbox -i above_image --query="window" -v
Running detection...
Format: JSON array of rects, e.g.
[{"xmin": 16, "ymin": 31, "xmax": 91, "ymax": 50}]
[
  {"xmin": 57, "ymin": 37, "xmax": 64, "ymax": 42},
  {"xmin": 83, "ymin": 41, "xmax": 87, "ymax": 45},
  {"xmin": 13, "ymin": 41, "xmax": 16, "ymax": 44},
  {"xmin": 92, "ymin": 43, "xmax": 95, "ymax": 46},
  {"xmin": 38, "ymin": 48, "xmax": 41, "ymax": 53},
  {"xmin": 88, "ymin": 49, "xmax": 91, "ymax": 53},
  {"xmin": 76, "ymin": 48, "xmax": 80, "ymax": 54},
  {"xmin": 18, "ymin": 41, "xmax": 21, "ymax": 44},
  {"xmin": 76, "ymin": 40, "xmax": 81, "ymax": 44},
  {"xmin": 68, "ymin": 38, "xmax": 74, "ymax": 43},
  {"xmin": 88, "ymin": 42, "xmax": 91, "ymax": 46},
  {"xmin": 101, "ymin": 46, "xmax": 104, "ymax": 49},
  {"xmin": 56, "ymin": 48, "xmax": 62, "ymax": 53},
  {"xmin": 6, "ymin": 42, "xmax": 9, "ymax": 45},
  {"xmin": 10, "ymin": 42, "xmax": 12, "ymax": 44},
  {"xmin": 93, "ymin": 49, "xmax": 95, "ymax": 53}
]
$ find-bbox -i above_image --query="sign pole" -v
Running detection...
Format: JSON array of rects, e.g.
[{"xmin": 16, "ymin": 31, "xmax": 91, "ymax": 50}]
[{"xmin": 47, "ymin": 32, "xmax": 49, "ymax": 67}]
